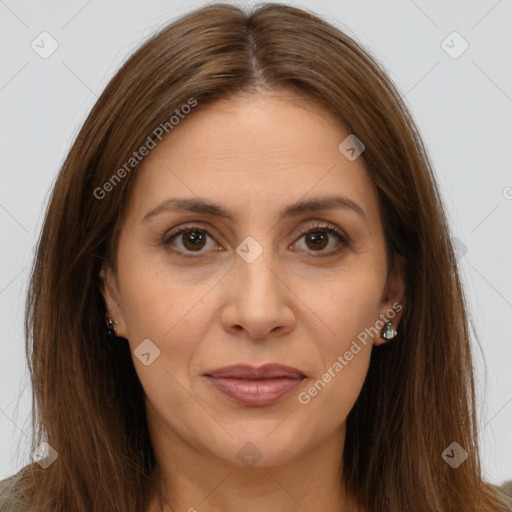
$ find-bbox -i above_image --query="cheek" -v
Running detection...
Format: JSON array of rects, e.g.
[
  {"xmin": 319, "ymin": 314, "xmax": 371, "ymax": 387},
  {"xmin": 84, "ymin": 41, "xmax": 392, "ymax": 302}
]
[
  {"xmin": 295, "ymin": 267, "xmax": 381, "ymax": 412},
  {"xmin": 301, "ymin": 265, "xmax": 384, "ymax": 346},
  {"xmin": 115, "ymin": 245, "xmax": 216, "ymax": 378},
  {"xmin": 299, "ymin": 297, "xmax": 375, "ymax": 428},
  {"xmin": 114, "ymin": 245, "xmax": 183, "ymax": 348},
  {"xmin": 297, "ymin": 344, "xmax": 371, "ymax": 439}
]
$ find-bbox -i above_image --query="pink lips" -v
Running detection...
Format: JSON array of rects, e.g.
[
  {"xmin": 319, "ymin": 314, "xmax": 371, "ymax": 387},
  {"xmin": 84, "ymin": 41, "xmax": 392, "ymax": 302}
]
[{"xmin": 204, "ymin": 364, "xmax": 305, "ymax": 407}]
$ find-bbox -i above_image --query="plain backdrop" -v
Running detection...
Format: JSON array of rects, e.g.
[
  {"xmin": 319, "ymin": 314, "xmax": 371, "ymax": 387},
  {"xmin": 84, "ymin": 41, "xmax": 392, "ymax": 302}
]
[{"xmin": 1, "ymin": 0, "xmax": 511, "ymax": 486}]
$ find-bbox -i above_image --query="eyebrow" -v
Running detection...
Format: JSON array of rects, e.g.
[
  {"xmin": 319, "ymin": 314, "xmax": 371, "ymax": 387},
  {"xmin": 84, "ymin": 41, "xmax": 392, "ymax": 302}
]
[{"xmin": 142, "ymin": 195, "xmax": 367, "ymax": 224}]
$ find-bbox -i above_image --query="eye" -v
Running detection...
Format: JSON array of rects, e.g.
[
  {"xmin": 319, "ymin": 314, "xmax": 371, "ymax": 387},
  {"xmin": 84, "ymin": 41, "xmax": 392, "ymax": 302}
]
[
  {"xmin": 162, "ymin": 221, "xmax": 349, "ymax": 258},
  {"xmin": 292, "ymin": 221, "xmax": 349, "ymax": 256},
  {"xmin": 162, "ymin": 224, "xmax": 218, "ymax": 258}
]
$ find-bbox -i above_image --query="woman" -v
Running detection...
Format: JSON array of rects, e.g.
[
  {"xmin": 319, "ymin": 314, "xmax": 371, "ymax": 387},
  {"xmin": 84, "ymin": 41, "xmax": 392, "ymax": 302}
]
[{"xmin": 1, "ymin": 2, "xmax": 511, "ymax": 511}]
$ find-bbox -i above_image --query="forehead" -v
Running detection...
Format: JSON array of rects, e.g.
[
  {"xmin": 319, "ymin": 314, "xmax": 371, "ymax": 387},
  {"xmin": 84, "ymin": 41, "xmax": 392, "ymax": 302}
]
[
  {"xmin": 157, "ymin": 91, "xmax": 351, "ymax": 166},
  {"xmin": 124, "ymin": 91, "xmax": 379, "ymax": 227}
]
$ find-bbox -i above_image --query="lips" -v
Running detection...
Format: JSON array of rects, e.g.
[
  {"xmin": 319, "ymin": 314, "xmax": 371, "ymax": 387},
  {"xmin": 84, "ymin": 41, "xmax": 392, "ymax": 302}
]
[
  {"xmin": 204, "ymin": 364, "xmax": 306, "ymax": 407},
  {"xmin": 205, "ymin": 363, "xmax": 305, "ymax": 379}
]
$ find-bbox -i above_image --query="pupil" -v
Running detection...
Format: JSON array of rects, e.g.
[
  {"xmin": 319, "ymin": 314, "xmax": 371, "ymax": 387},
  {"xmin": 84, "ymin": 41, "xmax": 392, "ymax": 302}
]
[
  {"xmin": 184, "ymin": 231, "xmax": 205, "ymax": 250},
  {"xmin": 308, "ymin": 232, "xmax": 327, "ymax": 250}
]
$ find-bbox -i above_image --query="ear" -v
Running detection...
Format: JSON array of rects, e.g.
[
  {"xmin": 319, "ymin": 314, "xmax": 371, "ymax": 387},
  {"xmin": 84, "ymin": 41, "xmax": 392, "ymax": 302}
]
[
  {"xmin": 99, "ymin": 262, "xmax": 128, "ymax": 338},
  {"xmin": 373, "ymin": 253, "xmax": 406, "ymax": 347}
]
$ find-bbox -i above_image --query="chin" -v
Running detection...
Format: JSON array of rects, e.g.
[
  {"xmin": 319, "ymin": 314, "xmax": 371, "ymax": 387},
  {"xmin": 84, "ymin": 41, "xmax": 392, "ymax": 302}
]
[{"xmin": 201, "ymin": 425, "xmax": 308, "ymax": 470}]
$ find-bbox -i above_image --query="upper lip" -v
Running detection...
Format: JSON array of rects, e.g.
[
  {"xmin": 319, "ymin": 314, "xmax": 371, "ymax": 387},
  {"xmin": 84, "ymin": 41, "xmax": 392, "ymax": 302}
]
[{"xmin": 204, "ymin": 364, "xmax": 305, "ymax": 379}]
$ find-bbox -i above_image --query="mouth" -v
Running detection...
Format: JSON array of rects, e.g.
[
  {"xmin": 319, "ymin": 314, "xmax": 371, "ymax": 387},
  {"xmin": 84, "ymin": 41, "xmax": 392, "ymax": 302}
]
[{"xmin": 203, "ymin": 364, "xmax": 306, "ymax": 407}]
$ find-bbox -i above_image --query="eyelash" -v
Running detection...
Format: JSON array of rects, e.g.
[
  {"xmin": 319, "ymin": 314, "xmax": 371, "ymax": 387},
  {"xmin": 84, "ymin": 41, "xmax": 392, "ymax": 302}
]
[{"xmin": 162, "ymin": 221, "xmax": 350, "ymax": 259}]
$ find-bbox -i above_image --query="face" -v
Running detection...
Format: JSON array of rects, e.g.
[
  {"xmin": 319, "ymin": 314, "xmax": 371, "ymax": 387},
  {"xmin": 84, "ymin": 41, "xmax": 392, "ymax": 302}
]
[{"xmin": 100, "ymin": 90, "xmax": 405, "ymax": 470}]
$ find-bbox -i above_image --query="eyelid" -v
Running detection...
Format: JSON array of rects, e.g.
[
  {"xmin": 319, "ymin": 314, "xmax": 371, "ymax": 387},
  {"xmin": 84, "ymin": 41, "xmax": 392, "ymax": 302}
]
[
  {"xmin": 162, "ymin": 220, "xmax": 350, "ymax": 257},
  {"xmin": 162, "ymin": 223, "xmax": 216, "ymax": 244},
  {"xmin": 161, "ymin": 224, "xmax": 218, "ymax": 257},
  {"xmin": 295, "ymin": 221, "xmax": 351, "ymax": 244}
]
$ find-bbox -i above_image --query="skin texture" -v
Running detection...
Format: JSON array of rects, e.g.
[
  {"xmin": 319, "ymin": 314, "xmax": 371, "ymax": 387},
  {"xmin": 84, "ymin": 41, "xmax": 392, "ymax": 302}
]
[{"xmin": 100, "ymin": 90, "xmax": 406, "ymax": 512}]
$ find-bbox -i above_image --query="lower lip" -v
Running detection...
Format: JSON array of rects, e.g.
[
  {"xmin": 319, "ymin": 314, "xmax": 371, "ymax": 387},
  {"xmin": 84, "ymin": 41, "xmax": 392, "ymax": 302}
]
[{"xmin": 205, "ymin": 376, "xmax": 304, "ymax": 407}]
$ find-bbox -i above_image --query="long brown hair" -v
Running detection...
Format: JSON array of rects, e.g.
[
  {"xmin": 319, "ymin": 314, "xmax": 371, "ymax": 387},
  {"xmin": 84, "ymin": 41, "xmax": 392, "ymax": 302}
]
[{"xmin": 2, "ymin": 2, "xmax": 511, "ymax": 511}]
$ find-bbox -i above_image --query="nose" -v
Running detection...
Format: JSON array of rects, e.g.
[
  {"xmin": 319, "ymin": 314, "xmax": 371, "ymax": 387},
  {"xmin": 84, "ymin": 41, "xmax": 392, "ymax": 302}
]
[{"xmin": 221, "ymin": 248, "xmax": 295, "ymax": 340}]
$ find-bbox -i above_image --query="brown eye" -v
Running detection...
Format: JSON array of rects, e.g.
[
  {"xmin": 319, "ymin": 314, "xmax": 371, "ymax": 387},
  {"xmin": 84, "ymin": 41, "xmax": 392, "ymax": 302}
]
[
  {"xmin": 304, "ymin": 231, "xmax": 329, "ymax": 251},
  {"xmin": 293, "ymin": 223, "xmax": 349, "ymax": 256},
  {"xmin": 162, "ymin": 222, "xmax": 348, "ymax": 259},
  {"xmin": 181, "ymin": 230, "xmax": 207, "ymax": 251},
  {"xmin": 163, "ymin": 225, "xmax": 216, "ymax": 257}
]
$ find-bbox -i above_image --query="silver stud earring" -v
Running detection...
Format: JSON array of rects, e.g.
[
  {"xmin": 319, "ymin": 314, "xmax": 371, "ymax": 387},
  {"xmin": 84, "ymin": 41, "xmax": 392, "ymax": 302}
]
[{"xmin": 380, "ymin": 321, "xmax": 397, "ymax": 340}]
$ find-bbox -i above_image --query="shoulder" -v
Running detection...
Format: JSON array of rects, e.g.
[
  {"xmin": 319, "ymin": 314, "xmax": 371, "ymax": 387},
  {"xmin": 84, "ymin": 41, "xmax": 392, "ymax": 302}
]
[
  {"xmin": 501, "ymin": 481, "xmax": 512, "ymax": 497},
  {"xmin": 0, "ymin": 472, "xmax": 26, "ymax": 512},
  {"xmin": 0, "ymin": 473, "xmax": 17, "ymax": 495},
  {"xmin": 495, "ymin": 480, "xmax": 512, "ymax": 511}
]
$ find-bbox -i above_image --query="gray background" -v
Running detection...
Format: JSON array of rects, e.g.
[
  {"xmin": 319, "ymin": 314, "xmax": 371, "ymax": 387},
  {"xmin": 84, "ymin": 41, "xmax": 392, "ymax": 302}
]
[{"xmin": 1, "ymin": 0, "xmax": 511, "ymax": 485}]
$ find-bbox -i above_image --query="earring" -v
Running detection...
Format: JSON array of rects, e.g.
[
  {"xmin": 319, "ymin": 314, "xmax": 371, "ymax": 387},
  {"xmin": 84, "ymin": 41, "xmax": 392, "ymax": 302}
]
[
  {"xmin": 105, "ymin": 317, "xmax": 118, "ymax": 337},
  {"xmin": 380, "ymin": 321, "xmax": 397, "ymax": 340}
]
